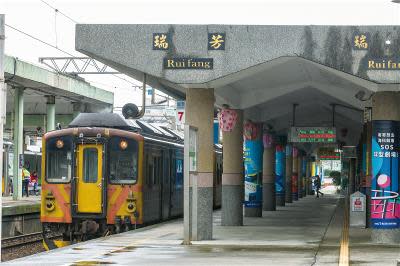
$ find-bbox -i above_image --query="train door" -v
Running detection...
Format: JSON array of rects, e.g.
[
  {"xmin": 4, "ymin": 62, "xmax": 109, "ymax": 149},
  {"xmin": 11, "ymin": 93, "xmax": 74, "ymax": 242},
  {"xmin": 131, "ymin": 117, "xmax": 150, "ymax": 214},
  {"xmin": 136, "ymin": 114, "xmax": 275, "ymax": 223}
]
[
  {"xmin": 161, "ymin": 149, "xmax": 171, "ymax": 220},
  {"xmin": 76, "ymin": 144, "xmax": 104, "ymax": 214}
]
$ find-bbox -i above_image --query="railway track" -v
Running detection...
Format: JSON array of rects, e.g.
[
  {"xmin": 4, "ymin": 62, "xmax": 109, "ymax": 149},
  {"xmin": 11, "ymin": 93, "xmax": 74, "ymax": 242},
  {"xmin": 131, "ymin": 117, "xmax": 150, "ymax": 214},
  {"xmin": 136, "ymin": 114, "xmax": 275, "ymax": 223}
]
[{"xmin": 2, "ymin": 232, "xmax": 44, "ymax": 249}]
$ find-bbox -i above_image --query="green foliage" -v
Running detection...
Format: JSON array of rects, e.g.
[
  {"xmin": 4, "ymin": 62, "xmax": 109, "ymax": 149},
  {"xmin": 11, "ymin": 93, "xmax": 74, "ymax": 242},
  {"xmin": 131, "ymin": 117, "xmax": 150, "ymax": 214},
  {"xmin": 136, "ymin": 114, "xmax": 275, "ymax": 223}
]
[{"xmin": 329, "ymin": 171, "xmax": 342, "ymax": 186}]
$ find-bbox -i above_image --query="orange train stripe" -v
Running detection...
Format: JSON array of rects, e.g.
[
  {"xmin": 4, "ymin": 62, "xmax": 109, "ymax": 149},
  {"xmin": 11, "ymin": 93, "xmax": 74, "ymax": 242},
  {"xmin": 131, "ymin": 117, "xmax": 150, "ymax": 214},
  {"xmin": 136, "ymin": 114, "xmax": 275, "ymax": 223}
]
[
  {"xmin": 51, "ymin": 185, "xmax": 72, "ymax": 222},
  {"xmin": 108, "ymin": 187, "xmax": 130, "ymax": 222}
]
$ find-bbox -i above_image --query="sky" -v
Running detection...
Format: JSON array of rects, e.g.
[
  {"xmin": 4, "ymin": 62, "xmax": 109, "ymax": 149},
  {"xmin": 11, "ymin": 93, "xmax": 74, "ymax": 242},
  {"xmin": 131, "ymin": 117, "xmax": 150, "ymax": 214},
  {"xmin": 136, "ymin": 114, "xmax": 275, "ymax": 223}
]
[{"xmin": 1, "ymin": 0, "xmax": 400, "ymax": 107}]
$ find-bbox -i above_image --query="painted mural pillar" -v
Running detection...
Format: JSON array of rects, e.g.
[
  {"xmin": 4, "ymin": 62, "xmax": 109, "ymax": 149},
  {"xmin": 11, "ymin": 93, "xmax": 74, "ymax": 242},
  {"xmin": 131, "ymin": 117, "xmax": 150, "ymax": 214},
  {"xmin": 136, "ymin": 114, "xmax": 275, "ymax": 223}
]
[
  {"xmin": 220, "ymin": 108, "xmax": 244, "ymax": 226},
  {"xmin": 46, "ymin": 95, "xmax": 56, "ymax": 132},
  {"xmin": 185, "ymin": 88, "xmax": 214, "ymax": 240},
  {"xmin": 285, "ymin": 144, "xmax": 293, "ymax": 203},
  {"xmin": 275, "ymin": 144, "xmax": 286, "ymax": 206},
  {"xmin": 292, "ymin": 147, "xmax": 299, "ymax": 201},
  {"xmin": 244, "ymin": 121, "xmax": 263, "ymax": 217},
  {"xmin": 12, "ymin": 87, "xmax": 24, "ymax": 200},
  {"xmin": 298, "ymin": 154, "xmax": 303, "ymax": 199},
  {"xmin": 370, "ymin": 91, "xmax": 400, "ymax": 244},
  {"xmin": 262, "ymin": 132, "xmax": 276, "ymax": 211}
]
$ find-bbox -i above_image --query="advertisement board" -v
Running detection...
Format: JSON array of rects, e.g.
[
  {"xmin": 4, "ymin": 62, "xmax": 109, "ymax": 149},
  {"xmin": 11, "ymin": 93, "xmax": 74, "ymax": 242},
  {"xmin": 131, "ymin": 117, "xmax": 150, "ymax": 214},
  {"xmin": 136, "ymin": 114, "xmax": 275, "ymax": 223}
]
[{"xmin": 371, "ymin": 120, "xmax": 400, "ymax": 229}]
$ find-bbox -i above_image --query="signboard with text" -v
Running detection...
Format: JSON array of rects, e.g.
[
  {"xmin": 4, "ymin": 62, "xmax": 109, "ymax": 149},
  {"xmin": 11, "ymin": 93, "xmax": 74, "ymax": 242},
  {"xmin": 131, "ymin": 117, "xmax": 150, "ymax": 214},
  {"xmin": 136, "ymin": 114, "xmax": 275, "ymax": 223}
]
[
  {"xmin": 289, "ymin": 127, "xmax": 336, "ymax": 143},
  {"xmin": 371, "ymin": 120, "xmax": 400, "ymax": 229}
]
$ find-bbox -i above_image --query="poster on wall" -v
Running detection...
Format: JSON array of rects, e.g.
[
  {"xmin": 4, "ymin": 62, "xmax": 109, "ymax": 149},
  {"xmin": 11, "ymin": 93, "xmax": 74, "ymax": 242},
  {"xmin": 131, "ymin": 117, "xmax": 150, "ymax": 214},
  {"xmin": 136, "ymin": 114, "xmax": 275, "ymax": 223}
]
[
  {"xmin": 275, "ymin": 145, "xmax": 286, "ymax": 198},
  {"xmin": 244, "ymin": 122, "xmax": 263, "ymax": 208},
  {"xmin": 371, "ymin": 120, "xmax": 400, "ymax": 229}
]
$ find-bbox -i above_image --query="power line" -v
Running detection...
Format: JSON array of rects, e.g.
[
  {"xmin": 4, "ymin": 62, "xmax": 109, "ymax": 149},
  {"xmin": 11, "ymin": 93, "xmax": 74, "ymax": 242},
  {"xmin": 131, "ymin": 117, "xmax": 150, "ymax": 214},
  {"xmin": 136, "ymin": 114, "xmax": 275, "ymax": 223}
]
[
  {"xmin": 5, "ymin": 24, "xmax": 76, "ymax": 57},
  {"xmin": 5, "ymin": 21, "xmax": 165, "ymax": 97},
  {"xmin": 5, "ymin": 24, "xmax": 140, "ymax": 89},
  {"xmin": 39, "ymin": 0, "xmax": 78, "ymax": 24}
]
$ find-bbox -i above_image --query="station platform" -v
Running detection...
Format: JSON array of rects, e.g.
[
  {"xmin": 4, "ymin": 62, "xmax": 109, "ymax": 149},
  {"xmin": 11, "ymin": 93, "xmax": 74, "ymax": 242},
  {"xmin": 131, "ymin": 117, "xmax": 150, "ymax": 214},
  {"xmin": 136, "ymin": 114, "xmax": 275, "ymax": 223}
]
[
  {"xmin": 5, "ymin": 193, "xmax": 400, "ymax": 265},
  {"xmin": 2, "ymin": 196, "xmax": 41, "ymax": 216}
]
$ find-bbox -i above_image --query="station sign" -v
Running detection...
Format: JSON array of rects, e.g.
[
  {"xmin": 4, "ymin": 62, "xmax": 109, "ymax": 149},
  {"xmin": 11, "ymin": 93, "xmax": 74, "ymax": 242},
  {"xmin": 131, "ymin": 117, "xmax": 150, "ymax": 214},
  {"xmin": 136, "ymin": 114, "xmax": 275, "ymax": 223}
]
[
  {"xmin": 318, "ymin": 148, "xmax": 340, "ymax": 160},
  {"xmin": 365, "ymin": 58, "xmax": 400, "ymax": 71},
  {"xmin": 176, "ymin": 100, "xmax": 185, "ymax": 129},
  {"xmin": 352, "ymin": 33, "xmax": 369, "ymax": 50},
  {"xmin": 289, "ymin": 127, "xmax": 336, "ymax": 143},
  {"xmin": 163, "ymin": 58, "xmax": 213, "ymax": 70}
]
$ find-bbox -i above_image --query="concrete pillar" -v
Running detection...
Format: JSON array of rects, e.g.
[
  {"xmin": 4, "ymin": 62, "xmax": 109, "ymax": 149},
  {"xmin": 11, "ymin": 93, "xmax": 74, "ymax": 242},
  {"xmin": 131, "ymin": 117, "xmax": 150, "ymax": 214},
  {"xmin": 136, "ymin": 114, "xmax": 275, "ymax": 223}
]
[
  {"xmin": 12, "ymin": 87, "xmax": 23, "ymax": 200},
  {"xmin": 275, "ymin": 144, "xmax": 286, "ymax": 206},
  {"xmin": 221, "ymin": 109, "xmax": 243, "ymax": 226},
  {"xmin": 285, "ymin": 144, "xmax": 293, "ymax": 203},
  {"xmin": 46, "ymin": 95, "xmax": 55, "ymax": 132},
  {"xmin": 262, "ymin": 132, "xmax": 276, "ymax": 211},
  {"xmin": 371, "ymin": 91, "xmax": 400, "ymax": 244},
  {"xmin": 298, "ymin": 154, "xmax": 303, "ymax": 199},
  {"xmin": 292, "ymin": 147, "xmax": 299, "ymax": 201},
  {"xmin": 365, "ymin": 121, "xmax": 372, "ymax": 228},
  {"xmin": 185, "ymin": 88, "xmax": 214, "ymax": 240}
]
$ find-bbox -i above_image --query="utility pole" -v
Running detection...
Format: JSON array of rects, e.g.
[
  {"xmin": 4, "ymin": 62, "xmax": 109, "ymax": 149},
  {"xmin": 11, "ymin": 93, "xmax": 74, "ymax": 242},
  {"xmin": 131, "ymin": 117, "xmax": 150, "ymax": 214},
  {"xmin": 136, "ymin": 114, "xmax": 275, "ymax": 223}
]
[{"xmin": 0, "ymin": 14, "xmax": 6, "ymax": 261}]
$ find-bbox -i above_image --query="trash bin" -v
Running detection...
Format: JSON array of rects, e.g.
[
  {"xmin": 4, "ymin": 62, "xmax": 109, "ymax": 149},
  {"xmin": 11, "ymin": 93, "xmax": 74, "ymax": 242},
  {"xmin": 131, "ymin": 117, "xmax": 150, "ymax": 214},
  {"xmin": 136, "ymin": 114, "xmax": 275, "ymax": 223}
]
[{"xmin": 350, "ymin": 191, "xmax": 366, "ymax": 228}]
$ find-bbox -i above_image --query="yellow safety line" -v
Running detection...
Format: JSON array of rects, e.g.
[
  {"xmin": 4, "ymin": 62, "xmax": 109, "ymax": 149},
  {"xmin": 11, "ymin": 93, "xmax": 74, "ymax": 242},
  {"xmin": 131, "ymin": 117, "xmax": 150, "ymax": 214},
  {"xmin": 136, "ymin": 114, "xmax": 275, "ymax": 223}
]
[{"xmin": 339, "ymin": 197, "xmax": 350, "ymax": 266}]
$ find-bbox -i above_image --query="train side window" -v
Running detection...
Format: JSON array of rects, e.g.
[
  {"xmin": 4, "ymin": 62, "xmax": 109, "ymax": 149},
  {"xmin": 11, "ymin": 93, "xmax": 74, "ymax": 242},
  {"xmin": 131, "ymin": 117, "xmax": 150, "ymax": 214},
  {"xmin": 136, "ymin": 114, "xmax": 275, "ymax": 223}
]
[
  {"xmin": 46, "ymin": 136, "xmax": 73, "ymax": 183},
  {"xmin": 109, "ymin": 137, "xmax": 138, "ymax": 184},
  {"xmin": 83, "ymin": 148, "xmax": 98, "ymax": 183}
]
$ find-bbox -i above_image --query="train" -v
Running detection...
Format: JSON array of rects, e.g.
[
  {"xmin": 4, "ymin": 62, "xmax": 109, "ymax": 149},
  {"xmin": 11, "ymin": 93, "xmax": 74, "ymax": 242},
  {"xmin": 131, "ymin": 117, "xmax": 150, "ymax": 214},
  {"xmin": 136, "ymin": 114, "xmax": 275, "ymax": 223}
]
[{"xmin": 41, "ymin": 112, "xmax": 222, "ymax": 249}]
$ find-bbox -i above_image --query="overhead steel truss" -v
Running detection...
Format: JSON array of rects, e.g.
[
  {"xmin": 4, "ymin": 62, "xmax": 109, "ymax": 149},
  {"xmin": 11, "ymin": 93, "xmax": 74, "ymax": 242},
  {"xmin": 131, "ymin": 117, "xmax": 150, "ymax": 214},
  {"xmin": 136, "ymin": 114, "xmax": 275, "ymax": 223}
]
[{"xmin": 39, "ymin": 57, "xmax": 120, "ymax": 74}]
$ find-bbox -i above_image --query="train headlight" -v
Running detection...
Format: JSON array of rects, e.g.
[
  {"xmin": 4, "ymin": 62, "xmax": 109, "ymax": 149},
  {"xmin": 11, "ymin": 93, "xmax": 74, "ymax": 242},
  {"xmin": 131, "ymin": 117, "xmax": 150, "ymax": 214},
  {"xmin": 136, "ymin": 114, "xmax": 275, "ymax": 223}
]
[
  {"xmin": 56, "ymin": 139, "xmax": 64, "ymax": 149},
  {"xmin": 120, "ymin": 140, "xmax": 128, "ymax": 150}
]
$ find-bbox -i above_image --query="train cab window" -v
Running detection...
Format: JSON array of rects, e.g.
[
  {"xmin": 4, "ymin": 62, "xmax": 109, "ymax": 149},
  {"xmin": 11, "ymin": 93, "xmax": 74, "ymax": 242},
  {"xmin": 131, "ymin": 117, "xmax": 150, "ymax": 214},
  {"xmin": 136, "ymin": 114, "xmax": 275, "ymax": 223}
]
[
  {"xmin": 83, "ymin": 148, "xmax": 98, "ymax": 183},
  {"xmin": 46, "ymin": 136, "xmax": 73, "ymax": 183},
  {"xmin": 109, "ymin": 137, "xmax": 138, "ymax": 184}
]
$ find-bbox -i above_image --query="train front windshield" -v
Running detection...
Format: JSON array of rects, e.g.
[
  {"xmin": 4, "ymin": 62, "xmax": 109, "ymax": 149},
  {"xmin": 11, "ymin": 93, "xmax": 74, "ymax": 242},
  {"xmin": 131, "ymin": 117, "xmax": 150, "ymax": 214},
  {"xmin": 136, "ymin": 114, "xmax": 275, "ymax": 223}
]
[
  {"xmin": 109, "ymin": 137, "xmax": 138, "ymax": 184},
  {"xmin": 46, "ymin": 136, "xmax": 73, "ymax": 183}
]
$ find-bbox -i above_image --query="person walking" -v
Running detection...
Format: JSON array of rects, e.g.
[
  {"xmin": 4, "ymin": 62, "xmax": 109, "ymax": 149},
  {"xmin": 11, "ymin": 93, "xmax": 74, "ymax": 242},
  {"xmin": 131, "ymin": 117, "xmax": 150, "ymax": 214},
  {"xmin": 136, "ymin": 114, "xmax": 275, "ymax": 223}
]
[
  {"xmin": 22, "ymin": 167, "xmax": 30, "ymax": 197},
  {"xmin": 30, "ymin": 171, "xmax": 38, "ymax": 195},
  {"xmin": 315, "ymin": 175, "xmax": 324, "ymax": 198}
]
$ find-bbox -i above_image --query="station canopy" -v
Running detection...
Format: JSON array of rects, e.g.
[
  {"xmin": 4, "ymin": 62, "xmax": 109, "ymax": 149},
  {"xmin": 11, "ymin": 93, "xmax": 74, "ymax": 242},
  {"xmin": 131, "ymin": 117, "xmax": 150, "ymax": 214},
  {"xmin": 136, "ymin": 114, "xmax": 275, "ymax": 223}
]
[{"xmin": 75, "ymin": 25, "xmax": 400, "ymax": 149}]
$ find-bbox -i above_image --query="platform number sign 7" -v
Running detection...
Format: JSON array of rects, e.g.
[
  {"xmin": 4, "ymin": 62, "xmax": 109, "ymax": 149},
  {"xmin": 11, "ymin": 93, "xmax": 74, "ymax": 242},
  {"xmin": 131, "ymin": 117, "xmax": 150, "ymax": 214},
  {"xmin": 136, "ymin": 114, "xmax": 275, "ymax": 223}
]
[{"xmin": 178, "ymin": 111, "xmax": 184, "ymax": 121}]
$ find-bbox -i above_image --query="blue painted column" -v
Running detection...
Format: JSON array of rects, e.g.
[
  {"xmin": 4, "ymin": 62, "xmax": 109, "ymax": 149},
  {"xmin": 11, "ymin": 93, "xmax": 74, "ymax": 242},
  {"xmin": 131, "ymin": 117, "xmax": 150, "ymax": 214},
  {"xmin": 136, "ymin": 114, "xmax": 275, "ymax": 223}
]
[
  {"xmin": 285, "ymin": 144, "xmax": 293, "ymax": 203},
  {"xmin": 292, "ymin": 147, "xmax": 299, "ymax": 201},
  {"xmin": 275, "ymin": 144, "xmax": 286, "ymax": 206},
  {"xmin": 244, "ymin": 121, "xmax": 263, "ymax": 217}
]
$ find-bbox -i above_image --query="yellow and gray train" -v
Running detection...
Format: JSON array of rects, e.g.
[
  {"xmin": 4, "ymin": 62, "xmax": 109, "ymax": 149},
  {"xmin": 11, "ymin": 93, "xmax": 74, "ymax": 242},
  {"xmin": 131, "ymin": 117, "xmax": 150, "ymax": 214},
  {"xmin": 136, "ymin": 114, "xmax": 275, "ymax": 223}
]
[{"xmin": 41, "ymin": 113, "xmax": 222, "ymax": 249}]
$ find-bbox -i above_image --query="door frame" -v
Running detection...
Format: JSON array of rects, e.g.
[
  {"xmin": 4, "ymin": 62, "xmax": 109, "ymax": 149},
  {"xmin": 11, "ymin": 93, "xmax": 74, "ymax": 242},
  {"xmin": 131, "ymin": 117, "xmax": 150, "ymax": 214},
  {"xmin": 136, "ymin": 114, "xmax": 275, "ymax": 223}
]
[{"xmin": 71, "ymin": 138, "xmax": 107, "ymax": 219}]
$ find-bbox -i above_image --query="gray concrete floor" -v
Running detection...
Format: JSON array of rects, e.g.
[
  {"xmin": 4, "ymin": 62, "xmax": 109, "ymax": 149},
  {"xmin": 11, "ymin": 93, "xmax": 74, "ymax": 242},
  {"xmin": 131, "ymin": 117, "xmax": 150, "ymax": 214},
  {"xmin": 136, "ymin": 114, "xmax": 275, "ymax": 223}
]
[{"xmin": 4, "ymin": 194, "xmax": 400, "ymax": 265}]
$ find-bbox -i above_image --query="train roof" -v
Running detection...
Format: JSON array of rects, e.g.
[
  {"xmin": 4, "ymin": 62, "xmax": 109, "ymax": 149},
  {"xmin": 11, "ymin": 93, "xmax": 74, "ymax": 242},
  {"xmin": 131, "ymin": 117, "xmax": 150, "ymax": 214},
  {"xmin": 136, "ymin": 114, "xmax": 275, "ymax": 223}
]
[
  {"xmin": 69, "ymin": 113, "xmax": 141, "ymax": 131},
  {"xmin": 68, "ymin": 113, "xmax": 222, "ymax": 150},
  {"xmin": 69, "ymin": 113, "xmax": 183, "ymax": 143}
]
